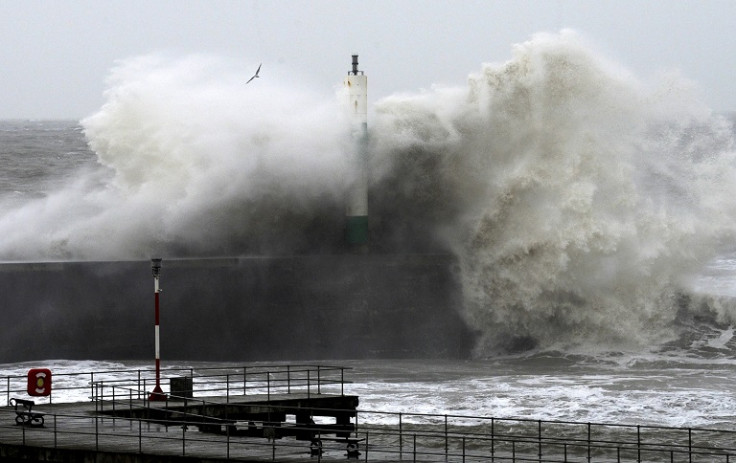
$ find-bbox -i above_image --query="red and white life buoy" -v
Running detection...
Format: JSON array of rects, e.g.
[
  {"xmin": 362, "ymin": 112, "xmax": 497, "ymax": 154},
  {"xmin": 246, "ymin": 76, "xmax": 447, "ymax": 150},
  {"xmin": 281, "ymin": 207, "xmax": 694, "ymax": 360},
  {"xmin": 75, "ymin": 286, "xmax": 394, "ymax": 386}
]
[{"xmin": 27, "ymin": 368, "xmax": 52, "ymax": 396}]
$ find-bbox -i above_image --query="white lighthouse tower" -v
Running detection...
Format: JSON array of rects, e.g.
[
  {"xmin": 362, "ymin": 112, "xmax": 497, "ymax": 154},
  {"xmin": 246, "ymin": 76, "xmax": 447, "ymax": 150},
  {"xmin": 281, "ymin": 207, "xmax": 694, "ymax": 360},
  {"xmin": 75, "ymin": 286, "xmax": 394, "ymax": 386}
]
[{"xmin": 344, "ymin": 54, "xmax": 368, "ymax": 251}]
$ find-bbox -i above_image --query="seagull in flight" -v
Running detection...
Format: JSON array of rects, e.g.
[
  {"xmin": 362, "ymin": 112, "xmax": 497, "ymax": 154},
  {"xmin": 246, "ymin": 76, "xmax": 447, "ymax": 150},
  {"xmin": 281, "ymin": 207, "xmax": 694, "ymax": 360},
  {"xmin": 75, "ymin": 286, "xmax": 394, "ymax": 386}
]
[{"xmin": 246, "ymin": 63, "xmax": 262, "ymax": 84}]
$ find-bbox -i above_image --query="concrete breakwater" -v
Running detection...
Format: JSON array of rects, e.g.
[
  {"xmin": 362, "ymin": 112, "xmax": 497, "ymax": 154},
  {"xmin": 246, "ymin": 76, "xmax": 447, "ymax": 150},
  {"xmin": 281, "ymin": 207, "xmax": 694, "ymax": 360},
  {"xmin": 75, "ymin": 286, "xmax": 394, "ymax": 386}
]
[{"xmin": 0, "ymin": 254, "xmax": 474, "ymax": 362}]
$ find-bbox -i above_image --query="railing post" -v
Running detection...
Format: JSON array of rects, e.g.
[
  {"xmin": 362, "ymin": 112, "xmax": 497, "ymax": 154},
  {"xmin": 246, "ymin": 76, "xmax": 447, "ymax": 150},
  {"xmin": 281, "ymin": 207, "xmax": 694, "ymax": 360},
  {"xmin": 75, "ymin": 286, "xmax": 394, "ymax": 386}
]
[
  {"xmin": 413, "ymin": 433, "xmax": 417, "ymax": 463},
  {"xmin": 307, "ymin": 370, "xmax": 310, "ymax": 399},
  {"xmin": 491, "ymin": 418, "xmax": 495, "ymax": 462},
  {"xmin": 445, "ymin": 414, "xmax": 449, "ymax": 459},
  {"xmin": 226, "ymin": 374, "xmax": 230, "ymax": 403},
  {"xmin": 287, "ymin": 365, "xmax": 291, "ymax": 394},
  {"xmin": 317, "ymin": 366, "xmax": 321, "ymax": 394},
  {"xmin": 538, "ymin": 420, "xmax": 542, "ymax": 462},
  {"xmin": 98, "ymin": 382, "xmax": 104, "ymax": 413},
  {"xmin": 463, "ymin": 436, "xmax": 466, "ymax": 463},
  {"xmin": 53, "ymin": 413, "xmax": 57, "ymax": 448},
  {"xmin": 688, "ymin": 428, "xmax": 692, "ymax": 463},
  {"xmin": 267, "ymin": 371, "xmax": 271, "ymax": 401},
  {"xmin": 399, "ymin": 413, "xmax": 403, "ymax": 460},
  {"xmin": 637, "ymin": 425, "xmax": 641, "ymax": 463},
  {"xmin": 587, "ymin": 422, "xmax": 591, "ymax": 463},
  {"xmin": 90, "ymin": 372, "xmax": 94, "ymax": 402},
  {"xmin": 139, "ymin": 418, "xmax": 142, "ymax": 453}
]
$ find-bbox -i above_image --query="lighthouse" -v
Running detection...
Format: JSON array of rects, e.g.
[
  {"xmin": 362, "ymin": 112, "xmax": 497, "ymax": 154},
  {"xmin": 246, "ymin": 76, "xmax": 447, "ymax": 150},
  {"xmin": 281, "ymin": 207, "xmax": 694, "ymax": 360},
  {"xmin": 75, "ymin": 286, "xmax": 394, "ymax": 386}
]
[{"xmin": 344, "ymin": 55, "xmax": 368, "ymax": 251}]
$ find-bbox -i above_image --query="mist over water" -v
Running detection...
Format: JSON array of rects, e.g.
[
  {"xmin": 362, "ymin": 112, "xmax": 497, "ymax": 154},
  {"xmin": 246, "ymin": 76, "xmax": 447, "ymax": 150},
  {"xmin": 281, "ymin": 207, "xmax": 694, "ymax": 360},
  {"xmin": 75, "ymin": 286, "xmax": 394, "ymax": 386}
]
[{"xmin": 1, "ymin": 31, "xmax": 736, "ymax": 355}]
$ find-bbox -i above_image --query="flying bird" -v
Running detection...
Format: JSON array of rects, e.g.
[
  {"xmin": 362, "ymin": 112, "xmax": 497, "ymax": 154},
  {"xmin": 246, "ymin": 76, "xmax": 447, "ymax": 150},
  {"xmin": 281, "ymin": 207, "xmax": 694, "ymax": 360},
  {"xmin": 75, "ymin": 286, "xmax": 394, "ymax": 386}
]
[{"xmin": 246, "ymin": 63, "xmax": 262, "ymax": 84}]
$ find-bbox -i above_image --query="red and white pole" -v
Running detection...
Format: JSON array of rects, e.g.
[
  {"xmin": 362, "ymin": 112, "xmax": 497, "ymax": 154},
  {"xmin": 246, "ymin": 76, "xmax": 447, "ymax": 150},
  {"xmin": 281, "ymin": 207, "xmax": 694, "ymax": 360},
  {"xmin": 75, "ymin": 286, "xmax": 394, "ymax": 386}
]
[{"xmin": 149, "ymin": 258, "xmax": 166, "ymax": 401}]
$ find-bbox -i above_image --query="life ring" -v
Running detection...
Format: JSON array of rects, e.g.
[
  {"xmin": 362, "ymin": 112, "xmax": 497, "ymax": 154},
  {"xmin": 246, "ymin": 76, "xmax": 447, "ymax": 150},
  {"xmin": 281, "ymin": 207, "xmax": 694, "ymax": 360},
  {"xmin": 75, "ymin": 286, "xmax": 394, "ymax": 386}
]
[{"xmin": 27, "ymin": 368, "xmax": 52, "ymax": 396}]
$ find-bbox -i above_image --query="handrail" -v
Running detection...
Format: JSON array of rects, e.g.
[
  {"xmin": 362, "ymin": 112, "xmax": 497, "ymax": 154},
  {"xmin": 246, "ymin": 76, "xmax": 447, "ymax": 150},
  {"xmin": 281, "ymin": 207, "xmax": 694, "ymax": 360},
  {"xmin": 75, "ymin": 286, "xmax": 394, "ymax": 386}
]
[
  {"xmin": 2, "ymin": 404, "xmax": 736, "ymax": 462},
  {"xmin": 0, "ymin": 364, "xmax": 351, "ymax": 406}
]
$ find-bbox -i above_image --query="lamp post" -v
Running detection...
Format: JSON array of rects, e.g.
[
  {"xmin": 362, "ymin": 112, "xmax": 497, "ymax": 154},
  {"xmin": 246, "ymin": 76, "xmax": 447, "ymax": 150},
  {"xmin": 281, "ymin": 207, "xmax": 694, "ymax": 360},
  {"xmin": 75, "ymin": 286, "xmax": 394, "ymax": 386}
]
[{"xmin": 149, "ymin": 258, "xmax": 166, "ymax": 401}]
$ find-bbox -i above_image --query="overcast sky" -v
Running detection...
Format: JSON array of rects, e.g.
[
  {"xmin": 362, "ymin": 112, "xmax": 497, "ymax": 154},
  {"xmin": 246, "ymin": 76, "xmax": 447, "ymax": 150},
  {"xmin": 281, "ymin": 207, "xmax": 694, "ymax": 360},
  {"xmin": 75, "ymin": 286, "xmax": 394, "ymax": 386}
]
[{"xmin": 1, "ymin": 0, "xmax": 734, "ymax": 120}]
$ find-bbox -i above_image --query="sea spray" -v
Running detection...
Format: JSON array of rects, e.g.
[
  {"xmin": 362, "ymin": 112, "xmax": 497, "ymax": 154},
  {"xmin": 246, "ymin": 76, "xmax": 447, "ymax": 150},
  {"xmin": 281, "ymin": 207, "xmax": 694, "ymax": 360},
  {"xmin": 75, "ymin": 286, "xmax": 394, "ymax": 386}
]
[
  {"xmin": 370, "ymin": 31, "xmax": 736, "ymax": 353},
  {"xmin": 0, "ymin": 32, "xmax": 735, "ymax": 354},
  {"xmin": 84, "ymin": 54, "xmax": 358, "ymax": 257},
  {"xmin": 0, "ymin": 54, "xmax": 353, "ymax": 259}
]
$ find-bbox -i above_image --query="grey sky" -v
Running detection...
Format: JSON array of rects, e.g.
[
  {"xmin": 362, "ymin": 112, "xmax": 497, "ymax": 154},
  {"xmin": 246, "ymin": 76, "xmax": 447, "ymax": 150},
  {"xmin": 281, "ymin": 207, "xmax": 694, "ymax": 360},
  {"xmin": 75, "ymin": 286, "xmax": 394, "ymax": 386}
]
[{"xmin": 1, "ymin": 0, "xmax": 734, "ymax": 119}]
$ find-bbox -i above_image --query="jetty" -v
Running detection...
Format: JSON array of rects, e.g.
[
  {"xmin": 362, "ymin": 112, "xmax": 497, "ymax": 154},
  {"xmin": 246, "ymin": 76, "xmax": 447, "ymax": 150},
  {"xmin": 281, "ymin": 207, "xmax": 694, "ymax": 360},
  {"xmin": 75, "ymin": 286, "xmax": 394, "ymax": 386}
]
[
  {"xmin": 3, "ymin": 364, "xmax": 736, "ymax": 462},
  {"xmin": 1, "ymin": 364, "xmax": 362, "ymax": 462}
]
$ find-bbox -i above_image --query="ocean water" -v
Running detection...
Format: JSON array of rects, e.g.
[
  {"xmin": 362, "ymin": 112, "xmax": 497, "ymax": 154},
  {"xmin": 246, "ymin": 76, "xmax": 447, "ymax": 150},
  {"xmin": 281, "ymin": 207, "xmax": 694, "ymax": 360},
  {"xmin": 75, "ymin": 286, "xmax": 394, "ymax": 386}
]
[
  {"xmin": 2, "ymin": 31, "xmax": 736, "ymax": 430},
  {"xmin": 3, "ymin": 353, "xmax": 736, "ymax": 430}
]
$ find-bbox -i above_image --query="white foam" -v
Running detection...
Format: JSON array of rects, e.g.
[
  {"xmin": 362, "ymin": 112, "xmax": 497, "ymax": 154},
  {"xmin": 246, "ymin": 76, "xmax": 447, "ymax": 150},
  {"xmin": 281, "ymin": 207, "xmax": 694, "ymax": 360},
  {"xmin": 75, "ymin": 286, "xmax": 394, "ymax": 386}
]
[
  {"xmin": 371, "ymin": 30, "xmax": 736, "ymax": 353},
  {"xmin": 0, "ymin": 54, "xmax": 352, "ymax": 260}
]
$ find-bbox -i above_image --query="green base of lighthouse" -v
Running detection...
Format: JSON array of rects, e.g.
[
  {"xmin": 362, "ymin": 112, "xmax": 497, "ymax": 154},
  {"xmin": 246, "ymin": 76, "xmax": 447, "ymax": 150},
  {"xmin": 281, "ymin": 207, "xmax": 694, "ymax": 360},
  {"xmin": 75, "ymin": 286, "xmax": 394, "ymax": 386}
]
[{"xmin": 346, "ymin": 215, "xmax": 368, "ymax": 248}]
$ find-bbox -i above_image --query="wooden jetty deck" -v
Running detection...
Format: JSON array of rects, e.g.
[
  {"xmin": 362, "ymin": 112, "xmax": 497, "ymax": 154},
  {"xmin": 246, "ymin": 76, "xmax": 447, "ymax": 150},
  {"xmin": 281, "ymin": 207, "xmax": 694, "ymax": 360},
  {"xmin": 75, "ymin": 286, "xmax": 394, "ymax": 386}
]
[{"xmin": 0, "ymin": 393, "xmax": 364, "ymax": 462}]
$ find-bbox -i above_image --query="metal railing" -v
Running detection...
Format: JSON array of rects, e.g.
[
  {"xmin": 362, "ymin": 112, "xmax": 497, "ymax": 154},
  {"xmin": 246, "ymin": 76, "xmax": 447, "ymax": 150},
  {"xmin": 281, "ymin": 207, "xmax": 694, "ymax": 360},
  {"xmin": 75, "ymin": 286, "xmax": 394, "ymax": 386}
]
[
  {"xmin": 353, "ymin": 410, "xmax": 736, "ymax": 462},
  {"xmin": 0, "ymin": 406, "xmax": 322, "ymax": 461},
  {"xmin": 3, "ymin": 404, "xmax": 736, "ymax": 461},
  {"xmin": 3, "ymin": 366, "xmax": 736, "ymax": 461},
  {"xmin": 0, "ymin": 364, "xmax": 349, "ymax": 406}
]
